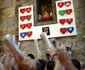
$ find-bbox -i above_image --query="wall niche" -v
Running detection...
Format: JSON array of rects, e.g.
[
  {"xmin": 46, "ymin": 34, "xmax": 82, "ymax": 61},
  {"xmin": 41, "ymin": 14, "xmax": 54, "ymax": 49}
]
[{"xmin": 36, "ymin": 0, "xmax": 57, "ymax": 26}]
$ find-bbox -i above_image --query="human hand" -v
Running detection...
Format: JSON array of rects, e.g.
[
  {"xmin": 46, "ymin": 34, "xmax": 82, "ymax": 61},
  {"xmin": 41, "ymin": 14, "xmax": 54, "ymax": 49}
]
[
  {"xmin": 58, "ymin": 51, "xmax": 77, "ymax": 70},
  {"xmin": 58, "ymin": 51, "xmax": 70, "ymax": 64},
  {"xmin": 57, "ymin": 44, "xmax": 67, "ymax": 52},
  {"xmin": 14, "ymin": 55, "xmax": 33, "ymax": 70},
  {"xmin": 47, "ymin": 47, "xmax": 56, "ymax": 56}
]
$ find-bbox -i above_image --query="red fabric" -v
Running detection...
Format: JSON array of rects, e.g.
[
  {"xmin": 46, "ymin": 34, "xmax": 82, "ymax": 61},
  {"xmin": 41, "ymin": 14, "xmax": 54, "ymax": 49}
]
[{"xmin": 41, "ymin": 17, "xmax": 50, "ymax": 21}]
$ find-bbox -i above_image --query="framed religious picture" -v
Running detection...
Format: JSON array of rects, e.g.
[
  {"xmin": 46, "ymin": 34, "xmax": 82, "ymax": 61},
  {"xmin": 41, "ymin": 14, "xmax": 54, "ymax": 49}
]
[{"xmin": 42, "ymin": 27, "xmax": 50, "ymax": 35}]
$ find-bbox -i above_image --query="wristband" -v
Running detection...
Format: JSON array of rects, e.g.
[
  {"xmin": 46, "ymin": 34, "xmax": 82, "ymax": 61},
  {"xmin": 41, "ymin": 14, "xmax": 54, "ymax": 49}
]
[{"xmin": 52, "ymin": 54, "xmax": 57, "ymax": 60}]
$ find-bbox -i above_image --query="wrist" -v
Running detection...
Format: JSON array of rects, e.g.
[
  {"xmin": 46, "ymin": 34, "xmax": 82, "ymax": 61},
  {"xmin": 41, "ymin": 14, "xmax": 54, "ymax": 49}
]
[{"xmin": 52, "ymin": 53, "xmax": 57, "ymax": 60}]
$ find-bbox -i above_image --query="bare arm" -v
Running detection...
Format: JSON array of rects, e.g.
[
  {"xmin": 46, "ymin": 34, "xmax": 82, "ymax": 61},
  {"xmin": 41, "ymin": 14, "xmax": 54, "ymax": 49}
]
[
  {"xmin": 4, "ymin": 34, "xmax": 35, "ymax": 70},
  {"xmin": 58, "ymin": 51, "xmax": 78, "ymax": 70}
]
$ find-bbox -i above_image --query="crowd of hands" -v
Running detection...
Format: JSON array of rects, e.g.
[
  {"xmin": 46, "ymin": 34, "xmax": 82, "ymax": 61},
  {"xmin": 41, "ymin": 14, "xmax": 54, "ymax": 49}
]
[{"xmin": 0, "ymin": 37, "xmax": 85, "ymax": 70}]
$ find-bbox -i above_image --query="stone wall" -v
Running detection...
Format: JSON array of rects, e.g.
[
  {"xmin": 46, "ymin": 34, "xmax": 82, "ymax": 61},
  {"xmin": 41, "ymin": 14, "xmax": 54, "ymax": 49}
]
[{"xmin": 0, "ymin": 0, "xmax": 85, "ymax": 61}]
